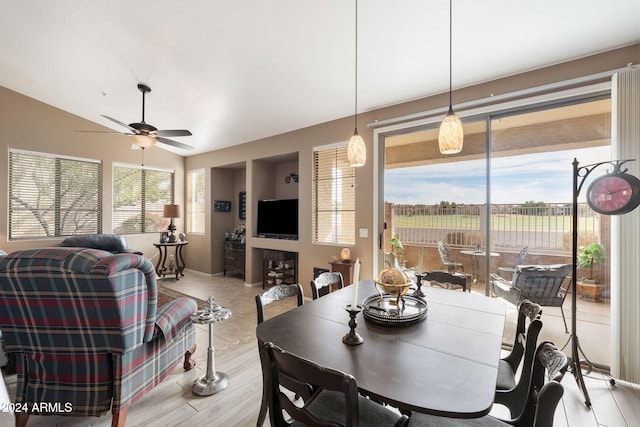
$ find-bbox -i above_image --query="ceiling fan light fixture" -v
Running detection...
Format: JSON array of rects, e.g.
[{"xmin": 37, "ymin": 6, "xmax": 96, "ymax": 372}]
[
  {"xmin": 133, "ymin": 134, "xmax": 156, "ymax": 149},
  {"xmin": 347, "ymin": 130, "xmax": 366, "ymax": 167}
]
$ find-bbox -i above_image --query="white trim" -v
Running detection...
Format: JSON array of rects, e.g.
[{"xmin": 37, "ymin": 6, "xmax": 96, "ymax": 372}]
[
  {"xmin": 9, "ymin": 148, "xmax": 101, "ymax": 164},
  {"xmin": 368, "ymin": 66, "xmax": 635, "ymax": 129}
]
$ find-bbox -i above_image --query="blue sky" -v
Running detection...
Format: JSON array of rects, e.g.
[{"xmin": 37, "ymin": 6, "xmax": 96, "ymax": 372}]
[{"xmin": 385, "ymin": 146, "xmax": 613, "ymax": 205}]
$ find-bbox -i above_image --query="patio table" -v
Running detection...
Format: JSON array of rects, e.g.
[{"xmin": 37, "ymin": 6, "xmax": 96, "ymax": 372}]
[
  {"xmin": 460, "ymin": 250, "xmax": 500, "ymax": 283},
  {"xmin": 256, "ymin": 280, "xmax": 505, "ymax": 418}
]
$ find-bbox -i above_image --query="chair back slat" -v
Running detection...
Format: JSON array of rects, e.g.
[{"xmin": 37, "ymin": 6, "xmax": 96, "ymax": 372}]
[{"xmin": 255, "ymin": 283, "xmax": 303, "ymax": 324}]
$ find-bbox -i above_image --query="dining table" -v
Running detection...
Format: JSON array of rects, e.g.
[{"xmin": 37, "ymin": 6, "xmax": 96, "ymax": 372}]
[{"xmin": 256, "ymin": 280, "xmax": 506, "ymax": 419}]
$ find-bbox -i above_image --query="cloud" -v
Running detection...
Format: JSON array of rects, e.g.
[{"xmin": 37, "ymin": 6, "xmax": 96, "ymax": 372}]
[{"xmin": 385, "ymin": 146, "xmax": 611, "ymax": 205}]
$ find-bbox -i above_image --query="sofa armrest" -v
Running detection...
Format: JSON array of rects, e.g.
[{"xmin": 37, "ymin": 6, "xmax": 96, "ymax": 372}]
[
  {"xmin": 154, "ymin": 297, "xmax": 198, "ymax": 341},
  {"xmin": 92, "ymin": 253, "xmax": 159, "ymax": 343}
]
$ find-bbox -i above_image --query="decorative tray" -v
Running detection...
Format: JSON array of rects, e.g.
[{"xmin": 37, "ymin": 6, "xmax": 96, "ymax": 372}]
[
  {"xmin": 362, "ymin": 294, "xmax": 428, "ymax": 326},
  {"xmin": 190, "ymin": 307, "xmax": 232, "ymax": 323}
]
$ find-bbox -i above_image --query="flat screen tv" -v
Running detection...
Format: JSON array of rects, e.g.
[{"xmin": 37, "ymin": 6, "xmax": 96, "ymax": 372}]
[{"xmin": 257, "ymin": 199, "xmax": 298, "ymax": 240}]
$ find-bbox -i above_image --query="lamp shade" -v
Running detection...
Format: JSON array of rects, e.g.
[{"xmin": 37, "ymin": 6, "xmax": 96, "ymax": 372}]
[
  {"xmin": 347, "ymin": 132, "xmax": 366, "ymax": 167},
  {"xmin": 133, "ymin": 134, "xmax": 156, "ymax": 149},
  {"xmin": 438, "ymin": 109, "xmax": 464, "ymax": 154},
  {"xmin": 163, "ymin": 204, "xmax": 180, "ymax": 218}
]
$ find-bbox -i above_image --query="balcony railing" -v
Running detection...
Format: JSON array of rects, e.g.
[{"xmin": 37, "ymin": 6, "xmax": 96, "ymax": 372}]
[{"xmin": 390, "ymin": 202, "xmax": 600, "ymax": 255}]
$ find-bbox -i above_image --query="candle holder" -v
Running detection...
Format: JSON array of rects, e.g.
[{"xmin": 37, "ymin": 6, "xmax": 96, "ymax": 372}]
[{"xmin": 342, "ymin": 305, "xmax": 364, "ymax": 345}]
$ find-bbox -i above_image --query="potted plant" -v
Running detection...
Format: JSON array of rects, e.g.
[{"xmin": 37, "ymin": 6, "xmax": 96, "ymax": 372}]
[
  {"xmin": 389, "ymin": 233, "xmax": 405, "ymax": 267},
  {"xmin": 576, "ymin": 242, "xmax": 607, "ymax": 301}
]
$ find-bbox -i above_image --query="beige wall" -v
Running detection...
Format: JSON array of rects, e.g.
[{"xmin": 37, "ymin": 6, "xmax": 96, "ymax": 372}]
[
  {"xmin": 2, "ymin": 45, "xmax": 638, "ymax": 298},
  {"xmin": 0, "ymin": 86, "xmax": 185, "ymax": 259}
]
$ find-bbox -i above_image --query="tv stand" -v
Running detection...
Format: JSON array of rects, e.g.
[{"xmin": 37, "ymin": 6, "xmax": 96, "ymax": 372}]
[{"xmin": 262, "ymin": 250, "xmax": 298, "ymax": 289}]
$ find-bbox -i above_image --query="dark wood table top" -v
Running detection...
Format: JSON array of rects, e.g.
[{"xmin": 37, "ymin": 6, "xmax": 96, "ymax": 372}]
[{"xmin": 256, "ymin": 280, "xmax": 505, "ymax": 418}]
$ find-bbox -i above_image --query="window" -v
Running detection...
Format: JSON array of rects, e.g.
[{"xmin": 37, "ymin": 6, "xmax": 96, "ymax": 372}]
[
  {"xmin": 312, "ymin": 143, "xmax": 356, "ymax": 245},
  {"xmin": 9, "ymin": 149, "xmax": 101, "ymax": 240},
  {"xmin": 187, "ymin": 168, "xmax": 205, "ymax": 234},
  {"xmin": 113, "ymin": 164, "xmax": 174, "ymax": 234}
]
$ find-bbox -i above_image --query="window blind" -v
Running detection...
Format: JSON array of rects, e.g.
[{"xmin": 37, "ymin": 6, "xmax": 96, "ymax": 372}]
[
  {"xmin": 9, "ymin": 149, "xmax": 101, "ymax": 240},
  {"xmin": 312, "ymin": 144, "xmax": 356, "ymax": 245},
  {"xmin": 113, "ymin": 164, "xmax": 174, "ymax": 234},
  {"xmin": 187, "ymin": 168, "xmax": 205, "ymax": 234}
]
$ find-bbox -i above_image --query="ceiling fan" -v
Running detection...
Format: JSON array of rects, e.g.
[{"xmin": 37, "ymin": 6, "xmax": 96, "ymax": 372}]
[{"xmin": 87, "ymin": 83, "xmax": 194, "ymax": 151}]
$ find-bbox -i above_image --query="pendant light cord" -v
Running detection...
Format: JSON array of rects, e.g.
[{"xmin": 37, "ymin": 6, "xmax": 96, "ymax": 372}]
[
  {"xmin": 448, "ymin": 0, "xmax": 453, "ymax": 109},
  {"xmin": 354, "ymin": 0, "xmax": 359, "ymax": 133}
]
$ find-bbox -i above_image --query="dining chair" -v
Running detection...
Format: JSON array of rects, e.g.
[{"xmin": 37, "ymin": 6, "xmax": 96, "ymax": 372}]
[
  {"xmin": 256, "ymin": 283, "xmax": 305, "ymax": 427},
  {"xmin": 407, "ymin": 341, "xmax": 568, "ymax": 427},
  {"xmin": 310, "ymin": 271, "xmax": 344, "ymax": 300},
  {"xmin": 423, "ymin": 270, "xmax": 468, "ymax": 292},
  {"xmin": 490, "ymin": 264, "xmax": 571, "ymax": 332},
  {"xmin": 437, "ymin": 241, "xmax": 464, "ymax": 272},
  {"xmin": 497, "ymin": 246, "xmax": 530, "ymax": 279},
  {"xmin": 264, "ymin": 341, "xmax": 409, "ymax": 427},
  {"xmin": 495, "ymin": 300, "xmax": 543, "ymax": 418}
]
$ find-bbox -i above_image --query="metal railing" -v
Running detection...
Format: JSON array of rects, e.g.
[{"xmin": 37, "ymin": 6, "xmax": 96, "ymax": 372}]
[{"xmin": 390, "ymin": 203, "xmax": 600, "ymax": 255}]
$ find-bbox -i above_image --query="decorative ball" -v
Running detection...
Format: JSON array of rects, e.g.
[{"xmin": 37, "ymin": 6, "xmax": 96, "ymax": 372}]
[{"xmin": 376, "ymin": 267, "xmax": 411, "ymax": 285}]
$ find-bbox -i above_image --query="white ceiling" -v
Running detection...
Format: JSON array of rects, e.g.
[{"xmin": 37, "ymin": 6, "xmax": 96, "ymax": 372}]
[{"xmin": 1, "ymin": 0, "xmax": 638, "ymax": 155}]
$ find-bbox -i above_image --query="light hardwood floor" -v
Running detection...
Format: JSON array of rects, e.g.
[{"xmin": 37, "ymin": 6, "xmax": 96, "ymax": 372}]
[{"xmin": 4, "ymin": 271, "xmax": 640, "ymax": 426}]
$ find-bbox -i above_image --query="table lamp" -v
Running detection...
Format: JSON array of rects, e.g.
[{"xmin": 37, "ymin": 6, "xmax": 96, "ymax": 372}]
[{"xmin": 163, "ymin": 204, "xmax": 180, "ymax": 243}]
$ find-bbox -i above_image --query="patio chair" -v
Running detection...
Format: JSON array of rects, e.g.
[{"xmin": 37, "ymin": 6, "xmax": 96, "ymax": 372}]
[
  {"xmin": 310, "ymin": 271, "xmax": 344, "ymax": 300},
  {"xmin": 497, "ymin": 246, "xmax": 529, "ymax": 279},
  {"xmin": 495, "ymin": 300, "xmax": 543, "ymax": 418},
  {"xmin": 264, "ymin": 341, "xmax": 409, "ymax": 427},
  {"xmin": 490, "ymin": 264, "xmax": 572, "ymax": 333},
  {"xmin": 437, "ymin": 241, "xmax": 464, "ymax": 273},
  {"xmin": 407, "ymin": 341, "xmax": 568, "ymax": 427}
]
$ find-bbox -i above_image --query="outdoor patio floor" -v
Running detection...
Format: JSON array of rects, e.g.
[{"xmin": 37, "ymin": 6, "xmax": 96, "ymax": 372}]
[{"xmin": 464, "ymin": 278, "xmax": 611, "ymax": 369}]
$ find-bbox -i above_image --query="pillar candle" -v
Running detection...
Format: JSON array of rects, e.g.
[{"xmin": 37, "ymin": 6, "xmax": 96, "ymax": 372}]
[{"xmin": 351, "ymin": 258, "xmax": 360, "ymax": 309}]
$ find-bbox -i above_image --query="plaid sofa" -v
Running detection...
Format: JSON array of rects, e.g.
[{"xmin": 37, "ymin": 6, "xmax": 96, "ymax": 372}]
[{"xmin": 0, "ymin": 247, "xmax": 197, "ymax": 425}]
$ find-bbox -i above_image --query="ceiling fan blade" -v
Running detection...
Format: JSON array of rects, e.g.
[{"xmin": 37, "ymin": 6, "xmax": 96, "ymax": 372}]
[
  {"xmin": 101, "ymin": 115, "xmax": 138, "ymax": 133},
  {"xmin": 157, "ymin": 136, "xmax": 194, "ymax": 150},
  {"xmin": 157, "ymin": 129, "xmax": 192, "ymax": 137}
]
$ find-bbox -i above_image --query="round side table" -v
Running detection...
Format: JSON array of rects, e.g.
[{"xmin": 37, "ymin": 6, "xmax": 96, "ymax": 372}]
[{"xmin": 190, "ymin": 297, "xmax": 232, "ymax": 396}]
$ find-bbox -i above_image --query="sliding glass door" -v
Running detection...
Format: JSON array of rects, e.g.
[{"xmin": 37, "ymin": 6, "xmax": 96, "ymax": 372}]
[{"xmin": 381, "ymin": 96, "xmax": 612, "ymax": 367}]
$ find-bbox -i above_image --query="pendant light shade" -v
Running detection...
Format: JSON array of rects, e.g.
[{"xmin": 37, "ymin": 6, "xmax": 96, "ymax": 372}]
[
  {"xmin": 438, "ymin": 107, "xmax": 463, "ymax": 154},
  {"xmin": 347, "ymin": 130, "xmax": 366, "ymax": 167},
  {"xmin": 439, "ymin": 0, "xmax": 463, "ymax": 155},
  {"xmin": 347, "ymin": 0, "xmax": 366, "ymax": 167}
]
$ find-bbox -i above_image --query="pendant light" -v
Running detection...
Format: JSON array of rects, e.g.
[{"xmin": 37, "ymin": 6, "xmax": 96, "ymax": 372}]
[
  {"xmin": 347, "ymin": 0, "xmax": 366, "ymax": 167},
  {"xmin": 438, "ymin": 0, "xmax": 463, "ymax": 154}
]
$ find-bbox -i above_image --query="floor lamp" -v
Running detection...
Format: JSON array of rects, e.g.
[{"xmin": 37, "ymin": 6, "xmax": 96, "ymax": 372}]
[{"xmin": 569, "ymin": 158, "xmax": 640, "ymax": 407}]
